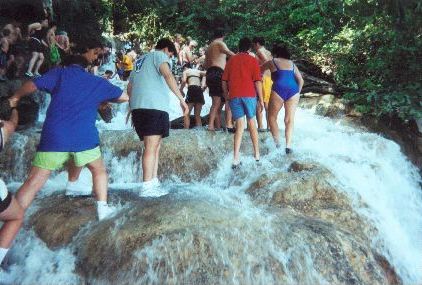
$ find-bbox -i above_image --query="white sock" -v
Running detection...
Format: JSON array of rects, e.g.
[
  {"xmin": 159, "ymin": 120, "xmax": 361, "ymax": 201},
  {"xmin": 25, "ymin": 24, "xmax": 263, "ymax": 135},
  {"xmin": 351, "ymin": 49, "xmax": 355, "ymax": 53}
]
[
  {"xmin": 0, "ymin": 247, "xmax": 9, "ymax": 264},
  {"xmin": 96, "ymin": 201, "xmax": 109, "ymax": 219}
]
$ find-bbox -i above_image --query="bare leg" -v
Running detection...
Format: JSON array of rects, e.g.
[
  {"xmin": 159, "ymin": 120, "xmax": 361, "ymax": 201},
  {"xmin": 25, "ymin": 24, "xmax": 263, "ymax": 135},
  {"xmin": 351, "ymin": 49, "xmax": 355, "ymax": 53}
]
[
  {"xmin": 1, "ymin": 167, "xmax": 51, "ymax": 249},
  {"xmin": 216, "ymin": 102, "xmax": 223, "ymax": 129},
  {"xmin": 264, "ymin": 101, "xmax": 270, "ymax": 129},
  {"xmin": 0, "ymin": 197, "xmax": 24, "ymax": 248},
  {"xmin": 86, "ymin": 158, "xmax": 108, "ymax": 202},
  {"xmin": 225, "ymin": 102, "xmax": 234, "ymax": 129},
  {"xmin": 284, "ymin": 94, "xmax": 300, "ymax": 148},
  {"xmin": 268, "ymin": 91, "xmax": 284, "ymax": 147},
  {"xmin": 233, "ymin": 117, "xmax": 245, "ymax": 164},
  {"xmin": 194, "ymin": 103, "xmax": 203, "ymax": 127},
  {"xmin": 208, "ymin": 96, "xmax": 222, "ymax": 130},
  {"xmin": 183, "ymin": 104, "xmax": 194, "ymax": 129},
  {"xmin": 34, "ymin": 52, "xmax": 44, "ymax": 74},
  {"xmin": 247, "ymin": 117, "xmax": 260, "ymax": 160},
  {"xmin": 68, "ymin": 160, "xmax": 83, "ymax": 182},
  {"xmin": 153, "ymin": 140, "xmax": 161, "ymax": 179},
  {"xmin": 27, "ymin": 52, "xmax": 39, "ymax": 74},
  {"xmin": 256, "ymin": 100, "xmax": 264, "ymax": 130},
  {"xmin": 142, "ymin": 135, "xmax": 161, "ymax": 181}
]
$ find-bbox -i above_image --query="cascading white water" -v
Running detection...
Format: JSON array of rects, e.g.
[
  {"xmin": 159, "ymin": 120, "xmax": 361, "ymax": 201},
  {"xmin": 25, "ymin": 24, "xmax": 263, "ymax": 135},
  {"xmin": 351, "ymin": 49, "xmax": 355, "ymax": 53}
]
[{"xmin": 1, "ymin": 68, "xmax": 421, "ymax": 284}]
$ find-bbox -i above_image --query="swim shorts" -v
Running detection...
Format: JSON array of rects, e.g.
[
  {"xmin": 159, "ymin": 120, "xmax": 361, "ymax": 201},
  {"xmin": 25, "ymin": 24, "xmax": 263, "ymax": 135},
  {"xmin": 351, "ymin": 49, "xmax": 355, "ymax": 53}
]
[
  {"xmin": 186, "ymin": 85, "xmax": 205, "ymax": 105},
  {"xmin": 206, "ymin": 66, "xmax": 225, "ymax": 102},
  {"xmin": 32, "ymin": 146, "xmax": 102, "ymax": 170},
  {"xmin": 132, "ymin": 109, "xmax": 169, "ymax": 141},
  {"xmin": 262, "ymin": 74, "xmax": 273, "ymax": 103},
  {"xmin": 229, "ymin": 97, "xmax": 257, "ymax": 120}
]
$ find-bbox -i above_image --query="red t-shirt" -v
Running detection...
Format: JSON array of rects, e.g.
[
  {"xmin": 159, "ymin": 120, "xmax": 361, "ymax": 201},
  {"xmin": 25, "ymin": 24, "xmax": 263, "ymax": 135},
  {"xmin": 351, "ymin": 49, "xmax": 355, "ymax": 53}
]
[{"xmin": 222, "ymin": 53, "xmax": 262, "ymax": 99}]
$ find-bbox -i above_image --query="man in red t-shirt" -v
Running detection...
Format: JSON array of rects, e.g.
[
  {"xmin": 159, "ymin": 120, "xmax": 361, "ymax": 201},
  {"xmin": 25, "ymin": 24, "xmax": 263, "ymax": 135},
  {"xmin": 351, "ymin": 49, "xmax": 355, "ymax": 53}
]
[{"xmin": 222, "ymin": 37, "xmax": 264, "ymax": 168}]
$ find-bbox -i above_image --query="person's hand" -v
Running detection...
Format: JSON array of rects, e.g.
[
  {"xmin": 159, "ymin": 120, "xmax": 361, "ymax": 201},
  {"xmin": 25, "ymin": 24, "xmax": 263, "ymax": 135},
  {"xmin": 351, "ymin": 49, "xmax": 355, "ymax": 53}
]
[
  {"xmin": 8, "ymin": 97, "xmax": 19, "ymax": 108},
  {"xmin": 180, "ymin": 100, "xmax": 189, "ymax": 116},
  {"xmin": 259, "ymin": 99, "xmax": 264, "ymax": 112}
]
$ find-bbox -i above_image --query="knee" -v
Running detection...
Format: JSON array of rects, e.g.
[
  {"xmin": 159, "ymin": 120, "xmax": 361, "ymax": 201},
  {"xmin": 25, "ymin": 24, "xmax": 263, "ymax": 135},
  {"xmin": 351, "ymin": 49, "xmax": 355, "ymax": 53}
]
[
  {"xmin": 87, "ymin": 163, "xmax": 107, "ymax": 177},
  {"xmin": 284, "ymin": 117, "xmax": 293, "ymax": 126},
  {"xmin": 39, "ymin": 53, "xmax": 44, "ymax": 60}
]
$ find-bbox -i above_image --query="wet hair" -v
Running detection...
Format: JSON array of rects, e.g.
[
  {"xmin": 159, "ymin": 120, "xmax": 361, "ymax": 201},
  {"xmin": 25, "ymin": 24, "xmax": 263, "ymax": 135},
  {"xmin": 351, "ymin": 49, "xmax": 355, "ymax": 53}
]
[
  {"xmin": 104, "ymin": 70, "xmax": 113, "ymax": 75},
  {"xmin": 49, "ymin": 21, "xmax": 57, "ymax": 28},
  {"xmin": 62, "ymin": 54, "xmax": 89, "ymax": 68},
  {"xmin": 155, "ymin": 38, "xmax": 177, "ymax": 54},
  {"xmin": 252, "ymin": 37, "xmax": 265, "ymax": 46},
  {"xmin": 272, "ymin": 43, "xmax": 291, "ymax": 59},
  {"xmin": 238, "ymin": 37, "xmax": 252, "ymax": 52},
  {"xmin": 116, "ymin": 51, "xmax": 123, "ymax": 59},
  {"xmin": 212, "ymin": 29, "xmax": 225, "ymax": 40}
]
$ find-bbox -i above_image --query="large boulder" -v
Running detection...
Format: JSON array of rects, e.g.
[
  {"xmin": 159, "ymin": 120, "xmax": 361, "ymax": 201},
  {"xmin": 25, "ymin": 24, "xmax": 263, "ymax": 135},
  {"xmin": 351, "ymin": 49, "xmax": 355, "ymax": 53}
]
[{"xmin": 29, "ymin": 190, "xmax": 394, "ymax": 285}]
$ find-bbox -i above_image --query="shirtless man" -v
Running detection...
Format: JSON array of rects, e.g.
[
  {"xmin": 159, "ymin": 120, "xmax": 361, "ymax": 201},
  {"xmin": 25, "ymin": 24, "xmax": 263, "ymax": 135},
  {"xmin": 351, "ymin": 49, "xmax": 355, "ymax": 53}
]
[
  {"xmin": 204, "ymin": 30, "xmax": 235, "ymax": 131},
  {"xmin": 253, "ymin": 37, "xmax": 272, "ymax": 131},
  {"xmin": 180, "ymin": 39, "xmax": 197, "ymax": 68}
]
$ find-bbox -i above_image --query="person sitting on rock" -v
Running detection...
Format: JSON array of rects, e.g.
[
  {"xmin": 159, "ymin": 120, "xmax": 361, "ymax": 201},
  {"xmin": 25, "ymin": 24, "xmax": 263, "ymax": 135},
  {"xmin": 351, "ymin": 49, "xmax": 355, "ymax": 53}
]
[
  {"xmin": 1, "ymin": 38, "xmax": 129, "ymax": 264},
  {"xmin": 0, "ymin": 28, "xmax": 12, "ymax": 82},
  {"xmin": 0, "ymin": 107, "xmax": 24, "ymax": 266},
  {"xmin": 222, "ymin": 37, "xmax": 264, "ymax": 168},
  {"xmin": 181, "ymin": 64, "xmax": 207, "ymax": 129},
  {"xmin": 26, "ymin": 18, "xmax": 49, "ymax": 77}
]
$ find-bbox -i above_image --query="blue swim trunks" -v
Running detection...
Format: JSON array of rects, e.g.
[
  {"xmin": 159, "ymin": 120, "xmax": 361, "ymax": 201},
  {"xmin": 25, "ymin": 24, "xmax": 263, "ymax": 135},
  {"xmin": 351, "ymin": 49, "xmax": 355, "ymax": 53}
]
[{"xmin": 229, "ymin": 97, "xmax": 257, "ymax": 120}]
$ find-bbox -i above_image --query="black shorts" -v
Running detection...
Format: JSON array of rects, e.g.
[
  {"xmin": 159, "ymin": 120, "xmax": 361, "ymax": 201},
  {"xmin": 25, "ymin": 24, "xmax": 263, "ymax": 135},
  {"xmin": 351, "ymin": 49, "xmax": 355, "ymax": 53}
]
[
  {"xmin": 29, "ymin": 38, "xmax": 45, "ymax": 53},
  {"xmin": 0, "ymin": 191, "xmax": 12, "ymax": 213},
  {"xmin": 206, "ymin": 66, "xmax": 225, "ymax": 102},
  {"xmin": 186, "ymin": 85, "xmax": 205, "ymax": 105},
  {"xmin": 132, "ymin": 109, "xmax": 169, "ymax": 141}
]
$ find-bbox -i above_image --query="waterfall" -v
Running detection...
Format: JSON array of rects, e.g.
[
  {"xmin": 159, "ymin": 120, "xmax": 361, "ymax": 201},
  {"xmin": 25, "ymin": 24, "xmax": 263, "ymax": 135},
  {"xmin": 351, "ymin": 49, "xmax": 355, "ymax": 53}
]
[{"xmin": 1, "ymin": 76, "xmax": 421, "ymax": 284}]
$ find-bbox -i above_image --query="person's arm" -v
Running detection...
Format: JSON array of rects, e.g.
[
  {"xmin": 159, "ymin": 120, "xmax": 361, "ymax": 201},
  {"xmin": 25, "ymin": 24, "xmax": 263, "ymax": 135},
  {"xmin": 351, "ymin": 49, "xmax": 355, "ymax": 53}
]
[
  {"xmin": 9, "ymin": 81, "xmax": 38, "ymax": 107},
  {"xmin": 159, "ymin": 62, "xmax": 188, "ymax": 115},
  {"xmin": 27, "ymin": 23, "xmax": 40, "ymax": 35},
  {"xmin": 260, "ymin": 60, "xmax": 272, "ymax": 73},
  {"xmin": 255, "ymin": 81, "xmax": 264, "ymax": 111},
  {"xmin": 220, "ymin": 42, "xmax": 235, "ymax": 57},
  {"xmin": 294, "ymin": 65, "xmax": 304, "ymax": 93},
  {"xmin": 127, "ymin": 81, "xmax": 132, "ymax": 99},
  {"xmin": 200, "ymin": 71, "xmax": 207, "ymax": 90},
  {"xmin": 180, "ymin": 70, "xmax": 187, "ymax": 92},
  {"xmin": 1, "ymin": 108, "xmax": 18, "ymax": 142},
  {"xmin": 113, "ymin": 92, "xmax": 129, "ymax": 103},
  {"xmin": 46, "ymin": 29, "xmax": 55, "ymax": 46}
]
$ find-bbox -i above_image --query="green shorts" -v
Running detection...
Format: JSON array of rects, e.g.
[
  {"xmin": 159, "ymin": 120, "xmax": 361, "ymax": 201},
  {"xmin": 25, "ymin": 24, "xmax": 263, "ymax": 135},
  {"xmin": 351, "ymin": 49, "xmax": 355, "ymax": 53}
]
[{"xmin": 32, "ymin": 146, "xmax": 102, "ymax": 171}]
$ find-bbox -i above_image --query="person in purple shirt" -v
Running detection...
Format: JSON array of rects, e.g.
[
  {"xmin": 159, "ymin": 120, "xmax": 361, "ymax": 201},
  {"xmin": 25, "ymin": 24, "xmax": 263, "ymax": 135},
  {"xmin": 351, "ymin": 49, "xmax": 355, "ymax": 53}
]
[{"xmin": 0, "ymin": 38, "xmax": 128, "ymax": 266}]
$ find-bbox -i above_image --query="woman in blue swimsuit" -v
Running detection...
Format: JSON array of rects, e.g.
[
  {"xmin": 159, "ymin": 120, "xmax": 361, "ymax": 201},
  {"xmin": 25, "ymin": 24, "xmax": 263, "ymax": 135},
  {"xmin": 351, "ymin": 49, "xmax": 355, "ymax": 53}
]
[{"xmin": 261, "ymin": 44, "xmax": 304, "ymax": 154}]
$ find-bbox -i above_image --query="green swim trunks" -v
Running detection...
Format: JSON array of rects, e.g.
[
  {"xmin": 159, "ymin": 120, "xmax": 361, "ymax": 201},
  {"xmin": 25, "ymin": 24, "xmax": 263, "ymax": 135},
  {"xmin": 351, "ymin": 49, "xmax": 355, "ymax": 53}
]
[{"xmin": 32, "ymin": 146, "xmax": 101, "ymax": 170}]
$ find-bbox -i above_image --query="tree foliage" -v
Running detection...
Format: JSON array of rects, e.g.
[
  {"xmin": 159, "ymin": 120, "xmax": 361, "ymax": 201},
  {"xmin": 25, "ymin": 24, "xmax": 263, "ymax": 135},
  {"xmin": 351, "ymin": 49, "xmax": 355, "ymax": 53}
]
[{"xmin": 108, "ymin": 0, "xmax": 422, "ymax": 119}]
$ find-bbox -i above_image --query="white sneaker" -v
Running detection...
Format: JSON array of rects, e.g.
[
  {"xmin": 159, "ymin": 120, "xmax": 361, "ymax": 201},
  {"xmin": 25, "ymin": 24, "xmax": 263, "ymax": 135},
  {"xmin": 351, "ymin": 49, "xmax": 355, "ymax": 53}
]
[
  {"xmin": 139, "ymin": 179, "xmax": 167, "ymax": 197},
  {"xmin": 97, "ymin": 204, "xmax": 117, "ymax": 221},
  {"xmin": 65, "ymin": 180, "xmax": 92, "ymax": 197}
]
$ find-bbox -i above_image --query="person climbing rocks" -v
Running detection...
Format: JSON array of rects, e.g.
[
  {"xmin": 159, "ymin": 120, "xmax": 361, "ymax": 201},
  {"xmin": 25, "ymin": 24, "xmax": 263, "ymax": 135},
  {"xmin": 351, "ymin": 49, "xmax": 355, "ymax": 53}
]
[
  {"xmin": 0, "ymin": 38, "xmax": 129, "ymax": 265},
  {"xmin": 128, "ymin": 38, "xmax": 188, "ymax": 196},
  {"xmin": 222, "ymin": 37, "xmax": 263, "ymax": 168}
]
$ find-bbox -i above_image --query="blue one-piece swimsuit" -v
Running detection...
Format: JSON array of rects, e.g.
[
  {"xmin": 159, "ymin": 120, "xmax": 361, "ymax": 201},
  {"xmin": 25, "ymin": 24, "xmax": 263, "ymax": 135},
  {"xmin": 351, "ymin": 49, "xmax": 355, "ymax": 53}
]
[{"xmin": 271, "ymin": 59, "xmax": 299, "ymax": 101}]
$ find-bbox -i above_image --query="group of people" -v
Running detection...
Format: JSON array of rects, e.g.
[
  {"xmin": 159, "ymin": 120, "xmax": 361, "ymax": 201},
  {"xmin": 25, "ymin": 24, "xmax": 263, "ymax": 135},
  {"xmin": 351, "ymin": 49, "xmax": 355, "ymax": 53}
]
[{"xmin": 0, "ymin": 26, "xmax": 303, "ymax": 267}]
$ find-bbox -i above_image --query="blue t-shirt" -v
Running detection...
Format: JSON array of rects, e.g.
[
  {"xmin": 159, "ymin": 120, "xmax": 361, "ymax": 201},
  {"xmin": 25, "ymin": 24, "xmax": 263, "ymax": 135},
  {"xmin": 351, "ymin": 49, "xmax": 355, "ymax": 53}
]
[{"xmin": 33, "ymin": 65, "xmax": 122, "ymax": 152}]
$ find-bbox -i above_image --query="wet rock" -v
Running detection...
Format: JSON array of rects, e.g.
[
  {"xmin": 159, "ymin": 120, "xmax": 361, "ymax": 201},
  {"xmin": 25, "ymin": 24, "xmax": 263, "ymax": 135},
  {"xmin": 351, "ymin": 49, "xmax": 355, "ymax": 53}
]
[
  {"xmin": 246, "ymin": 161, "xmax": 374, "ymax": 240},
  {"xmin": 0, "ymin": 129, "xmax": 271, "ymax": 183},
  {"xmin": 0, "ymin": 79, "xmax": 40, "ymax": 127},
  {"xmin": 30, "ymin": 191, "xmax": 390, "ymax": 285}
]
